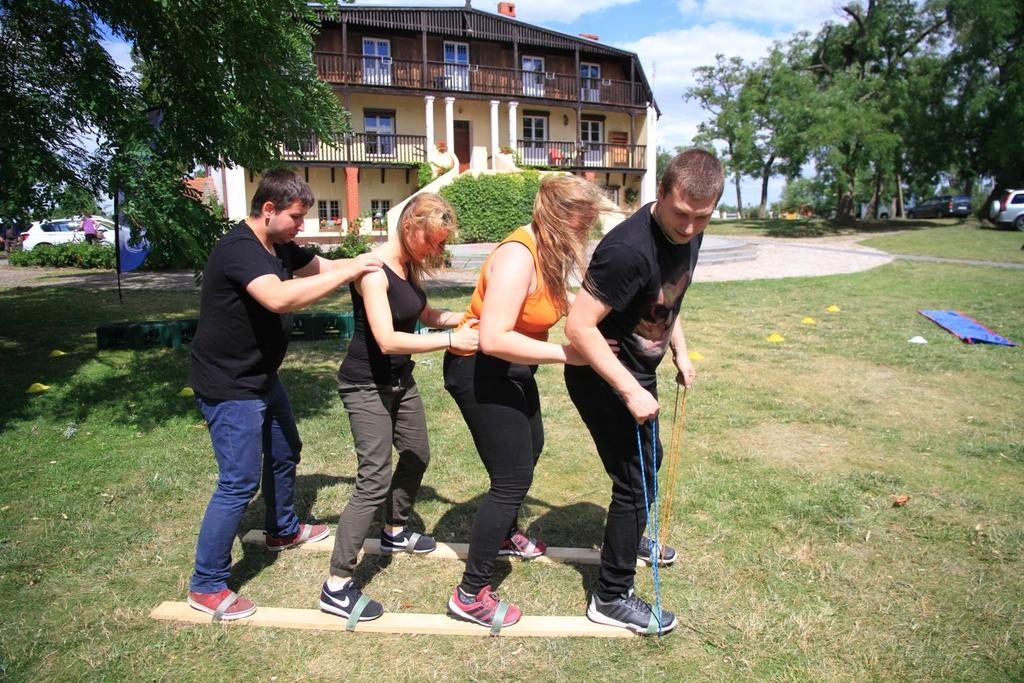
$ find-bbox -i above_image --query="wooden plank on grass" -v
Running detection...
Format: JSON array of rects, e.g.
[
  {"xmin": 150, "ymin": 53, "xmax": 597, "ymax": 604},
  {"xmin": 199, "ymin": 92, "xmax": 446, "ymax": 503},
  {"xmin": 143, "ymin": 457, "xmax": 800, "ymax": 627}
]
[
  {"xmin": 240, "ymin": 530, "xmax": 610, "ymax": 565},
  {"xmin": 150, "ymin": 602, "xmax": 633, "ymax": 638}
]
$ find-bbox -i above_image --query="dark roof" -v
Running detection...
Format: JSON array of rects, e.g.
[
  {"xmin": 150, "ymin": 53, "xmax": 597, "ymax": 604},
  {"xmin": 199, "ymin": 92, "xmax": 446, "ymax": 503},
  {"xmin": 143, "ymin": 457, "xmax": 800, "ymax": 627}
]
[{"xmin": 311, "ymin": 3, "xmax": 658, "ymax": 113}]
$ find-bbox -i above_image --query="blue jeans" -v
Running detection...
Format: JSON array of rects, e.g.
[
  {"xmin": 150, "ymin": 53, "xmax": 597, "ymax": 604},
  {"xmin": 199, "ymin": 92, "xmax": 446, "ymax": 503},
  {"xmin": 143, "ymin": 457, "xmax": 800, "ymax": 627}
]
[{"xmin": 190, "ymin": 376, "xmax": 302, "ymax": 593}]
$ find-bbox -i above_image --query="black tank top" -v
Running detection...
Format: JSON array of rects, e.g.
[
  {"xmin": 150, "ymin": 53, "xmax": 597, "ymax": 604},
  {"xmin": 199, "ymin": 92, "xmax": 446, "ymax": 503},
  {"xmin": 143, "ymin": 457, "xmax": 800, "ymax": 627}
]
[{"xmin": 338, "ymin": 263, "xmax": 427, "ymax": 385}]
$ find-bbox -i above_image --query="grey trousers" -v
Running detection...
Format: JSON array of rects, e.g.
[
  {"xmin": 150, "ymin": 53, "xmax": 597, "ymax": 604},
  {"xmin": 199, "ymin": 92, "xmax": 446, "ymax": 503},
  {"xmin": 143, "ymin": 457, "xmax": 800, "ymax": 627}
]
[{"xmin": 330, "ymin": 379, "xmax": 431, "ymax": 578}]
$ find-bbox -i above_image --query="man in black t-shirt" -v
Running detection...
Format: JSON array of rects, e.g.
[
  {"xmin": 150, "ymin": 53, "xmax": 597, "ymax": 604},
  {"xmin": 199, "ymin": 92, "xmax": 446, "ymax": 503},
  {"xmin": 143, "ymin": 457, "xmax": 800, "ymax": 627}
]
[
  {"xmin": 186, "ymin": 170, "xmax": 380, "ymax": 622},
  {"xmin": 565, "ymin": 149, "xmax": 724, "ymax": 635}
]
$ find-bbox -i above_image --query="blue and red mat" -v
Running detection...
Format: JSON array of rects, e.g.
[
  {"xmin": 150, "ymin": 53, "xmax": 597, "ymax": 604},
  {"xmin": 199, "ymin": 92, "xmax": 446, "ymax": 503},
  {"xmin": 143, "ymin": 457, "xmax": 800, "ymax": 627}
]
[{"xmin": 918, "ymin": 310, "xmax": 1017, "ymax": 346}]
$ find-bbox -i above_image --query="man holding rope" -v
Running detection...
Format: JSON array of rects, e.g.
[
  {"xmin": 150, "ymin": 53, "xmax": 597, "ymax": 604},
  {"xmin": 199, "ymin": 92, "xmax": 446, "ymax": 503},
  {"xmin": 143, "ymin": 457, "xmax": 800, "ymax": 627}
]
[{"xmin": 565, "ymin": 149, "xmax": 724, "ymax": 634}]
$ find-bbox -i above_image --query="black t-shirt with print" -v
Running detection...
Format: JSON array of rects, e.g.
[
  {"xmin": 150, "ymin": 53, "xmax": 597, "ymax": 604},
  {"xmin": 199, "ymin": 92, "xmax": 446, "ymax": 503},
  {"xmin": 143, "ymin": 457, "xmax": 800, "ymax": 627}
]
[
  {"xmin": 582, "ymin": 203, "xmax": 702, "ymax": 385},
  {"xmin": 190, "ymin": 221, "xmax": 315, "ymax": 399}
]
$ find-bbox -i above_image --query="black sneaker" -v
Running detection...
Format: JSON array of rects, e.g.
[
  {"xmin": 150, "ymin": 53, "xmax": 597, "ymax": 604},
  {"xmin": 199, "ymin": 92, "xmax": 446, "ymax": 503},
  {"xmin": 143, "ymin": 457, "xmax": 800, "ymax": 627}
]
[
  {"xmin": 319, "ymin": 579, "xmax": 383, "ymax": 621},
  {"xmin": 380, "ymin": 528, "xmax": 437, "ymax": 554},
  {"xmin": 587, "ymin": 589, "xmax": 677, "ymax": 635},
  {"xmin": 637, "ymin": 536, "xmax": 677, "ymax": 566}
]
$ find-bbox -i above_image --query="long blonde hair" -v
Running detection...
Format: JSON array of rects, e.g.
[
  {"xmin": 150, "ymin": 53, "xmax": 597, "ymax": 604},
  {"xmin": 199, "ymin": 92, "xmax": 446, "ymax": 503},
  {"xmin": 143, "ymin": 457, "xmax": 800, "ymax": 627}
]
[
  {"xmin": 396, "ymin": 193, "xmax": 457, "ymax": 289},
  {"xmin": 532, "ymin": 175, "xmax": 604, "ymax": 315}
]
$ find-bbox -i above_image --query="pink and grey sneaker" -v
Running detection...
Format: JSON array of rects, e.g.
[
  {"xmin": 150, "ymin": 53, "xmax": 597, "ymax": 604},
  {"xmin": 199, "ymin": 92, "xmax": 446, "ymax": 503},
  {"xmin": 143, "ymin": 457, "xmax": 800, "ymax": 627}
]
[
  {"xmin": 187, "ymin": 588, "xmax": 256, "ymax": 622},
  {"xmin": 447, "ymin": 584, "xmax": 522, "ymax": 634},
  {"xmin": 498, "ymin": 529, "xmax": 547, "ymax": 559},
  {"xmin": 265, "ymin": 523, "xmax": 329, "ymax": 552}
]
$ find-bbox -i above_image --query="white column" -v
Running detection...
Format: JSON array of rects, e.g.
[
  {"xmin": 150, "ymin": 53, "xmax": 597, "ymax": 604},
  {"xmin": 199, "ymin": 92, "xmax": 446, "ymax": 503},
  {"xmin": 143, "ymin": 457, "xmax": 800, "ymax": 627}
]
[
  {"xmin": 489, "ymin": 100, "xmax": 500, "ymax": 170},
  {"xmin": 641, "ymin": 104, "xmax": 658, "ymax": 204},
  {"xmin": 444, "ymin": 97, "xmax": 455, "ymax": 152},
  {"xmin": 507, "ymin": 101, "xmax": 518, "ymax": 151},
  {"xmin": 424, "ymin": 95, "xmax": 435, "ymax": 152},
  {"xmin": 220, "ymin": 163, "xmax": 248, "ymax": 222}
]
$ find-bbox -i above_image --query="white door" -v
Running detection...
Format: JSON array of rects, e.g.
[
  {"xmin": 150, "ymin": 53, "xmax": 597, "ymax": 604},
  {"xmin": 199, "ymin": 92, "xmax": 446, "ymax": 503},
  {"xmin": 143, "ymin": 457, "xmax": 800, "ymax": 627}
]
[
  {"xmin": 444, "ymin": 41, "xmax": 470, "ymax": 91},
  {"xmin": 362, "ymin": 38, "xmax": 391, "ymax": 86},
  {"xmin": 580, "ymin": 63, "xmax": 600, "ymax": 102},
  {"xmin": 581, "ymin": 119, "xmax": 603, "ymax": 166},
  {"xmin": 521, "ymin": 115, "xmax": 547, "ymax": 165},
  {"xmin": 522, "ymin": 56, "xmax": 544, "ymax": 97}
]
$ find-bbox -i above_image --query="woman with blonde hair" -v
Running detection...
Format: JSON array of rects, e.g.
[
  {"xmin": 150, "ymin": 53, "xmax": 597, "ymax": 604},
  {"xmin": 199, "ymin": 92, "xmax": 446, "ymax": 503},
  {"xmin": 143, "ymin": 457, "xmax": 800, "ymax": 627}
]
[
  {"xmin": 443, "ymin": 174, "xmax": 606, "ymax": 630},
  {"xmin": 319, "ymin": 193, "xmax": 478, "ymax": 623}
]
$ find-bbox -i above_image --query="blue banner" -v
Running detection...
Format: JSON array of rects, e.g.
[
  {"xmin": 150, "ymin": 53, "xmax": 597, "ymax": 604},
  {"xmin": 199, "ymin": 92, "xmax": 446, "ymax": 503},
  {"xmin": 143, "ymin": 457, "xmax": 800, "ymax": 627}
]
[{"xmin": 116, "ymin": 191, "xmax": 151, "ymax": 272}]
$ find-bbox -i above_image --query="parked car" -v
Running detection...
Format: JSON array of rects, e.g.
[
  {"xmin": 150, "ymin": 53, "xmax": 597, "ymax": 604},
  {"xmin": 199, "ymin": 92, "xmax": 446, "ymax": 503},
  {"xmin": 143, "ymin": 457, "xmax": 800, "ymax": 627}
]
[
  {"xmin": 906, "ymin": 195, "xmax": 972, "ymax": 219},
  {"xmin": 20, "ymin": 216, "xmax": 115, "ymax": 251},
  {"xmin": 988, "ymin": 189, "xmax": 1024, "ymax": 231}
]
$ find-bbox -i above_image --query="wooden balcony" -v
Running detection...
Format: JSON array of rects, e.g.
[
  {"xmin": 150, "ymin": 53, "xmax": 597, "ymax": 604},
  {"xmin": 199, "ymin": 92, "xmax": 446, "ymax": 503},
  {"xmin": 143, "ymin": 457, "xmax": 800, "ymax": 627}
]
[
  {"xmin": 315, "ymin": 53, "xmax": 648, "ymax": 108},
  {"xmin": 281, "ymin": 133, "xmax": 427, "ymax": 165},
  {"xmin": 517, "ymin": 140, "xmax": 647, "ymax": 170}
]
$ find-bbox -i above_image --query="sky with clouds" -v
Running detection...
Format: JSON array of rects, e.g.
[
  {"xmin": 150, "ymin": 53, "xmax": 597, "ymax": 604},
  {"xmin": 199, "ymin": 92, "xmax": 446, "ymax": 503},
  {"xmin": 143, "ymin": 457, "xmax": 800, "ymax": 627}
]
[{"xmin": 103, "ymin": 0, "xmax": 846, "ymax": 205}]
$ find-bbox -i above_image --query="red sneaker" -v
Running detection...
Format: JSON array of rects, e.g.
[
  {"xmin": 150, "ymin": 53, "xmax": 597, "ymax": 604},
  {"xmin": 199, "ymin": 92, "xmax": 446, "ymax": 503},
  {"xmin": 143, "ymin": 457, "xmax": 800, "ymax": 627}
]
[
  {"xmin": 187, "ymin": 589, "xmax": 256, "ymax": 622},
  {"xmin": 498, "ymin": 529, "xmax": 547, "ymax": 559},
  {"xmin": 265, "ymin": 523, "xmax": 329, "ymax": 552},
  {"xmin": 447, "ymin": 584, "xmax": 522, "ymax": 632}
]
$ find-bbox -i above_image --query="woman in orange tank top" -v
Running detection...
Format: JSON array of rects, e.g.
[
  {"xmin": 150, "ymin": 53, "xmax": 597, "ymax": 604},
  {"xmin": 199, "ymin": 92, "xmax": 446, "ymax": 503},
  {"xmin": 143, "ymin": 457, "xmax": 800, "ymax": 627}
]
[{"xmin": 443, "ymin": 174, "xmax": 607, "ymax": 631}]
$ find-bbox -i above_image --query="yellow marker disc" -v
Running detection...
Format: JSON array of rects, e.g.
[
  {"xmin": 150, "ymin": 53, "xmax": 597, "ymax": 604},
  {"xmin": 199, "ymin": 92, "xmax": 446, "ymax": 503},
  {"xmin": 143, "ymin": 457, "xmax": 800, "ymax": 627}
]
[
  {"xmin": 178, "ymin": 387, "xmax": 195, "ymax": 397},
  {"xmin": 687, "ymin": 351, "xmax": 704, "ymax": 361},
  {"xmin": 766, "ymin": 333, "xmax": 785, "ymax": 343},
  {"xmin": 49, "ymin": 350, "xmax": 67, "ymax": 357},
  {"xmin": 826, "ymin": 305, "xmax": 841, "ymax": 313},
  {"xmin": 801, "ymin": 317, "xmax": 816, "ymax": 325},
  {"xmin": 26, "ymin": 383, "xmax": 50, "ymax": 393}
]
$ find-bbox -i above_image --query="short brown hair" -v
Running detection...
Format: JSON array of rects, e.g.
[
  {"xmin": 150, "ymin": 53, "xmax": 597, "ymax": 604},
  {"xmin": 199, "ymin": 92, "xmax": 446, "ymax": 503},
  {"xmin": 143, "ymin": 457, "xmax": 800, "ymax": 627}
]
[
  {"xmin": 659, "ymin": 148, "xmax": 725, "ymax": 202},
  {"xmin": 249, "ymin": 169, "xmax": 315, "ymax": 217}
]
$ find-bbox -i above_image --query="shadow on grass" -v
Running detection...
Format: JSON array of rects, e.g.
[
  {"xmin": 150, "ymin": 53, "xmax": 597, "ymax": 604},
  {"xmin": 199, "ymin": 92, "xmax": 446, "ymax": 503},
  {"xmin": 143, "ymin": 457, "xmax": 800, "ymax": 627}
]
[{"xmin": 228, "ymin": 472, "xmax": 352, "ymax": 589}]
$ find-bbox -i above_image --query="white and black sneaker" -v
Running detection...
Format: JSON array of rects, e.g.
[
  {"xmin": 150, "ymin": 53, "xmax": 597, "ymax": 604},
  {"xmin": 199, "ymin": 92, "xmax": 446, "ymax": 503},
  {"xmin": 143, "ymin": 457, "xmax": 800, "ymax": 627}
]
[
  {"xmin": 587, "ymin": 589, "xmax": 677, "ymax": 635},
  {"xmin": 319, "ymin": 579, "xmax": 383, "ymax": 621},
  {"xmin": 380, "ymin": 527, "xmax": 437, "ymax": 554},
  {"xmin": 637, "ymin": 536, "xmax": 677, "ymax": 567}
]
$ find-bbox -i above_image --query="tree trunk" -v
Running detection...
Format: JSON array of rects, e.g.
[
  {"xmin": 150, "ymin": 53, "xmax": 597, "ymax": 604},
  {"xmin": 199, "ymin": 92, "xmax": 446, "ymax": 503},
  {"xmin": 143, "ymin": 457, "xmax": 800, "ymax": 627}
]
[
  {"xmin": 728, "ymin": 140, "xmax": 742, "ymax": 214},
  {"xmin": 895, "ymin": 169, "xmax": 905, "ymax": 219},
  {"xmin": 837, "ymin": 166, "xmax": 857, "ymax": 222},
  {"xmin": 870, "ymin": 163, "xmax": 882, "ymax": 219},
  {"xmin": 758, "ymin": 154, "xmax": 775, "ymax": 219}
]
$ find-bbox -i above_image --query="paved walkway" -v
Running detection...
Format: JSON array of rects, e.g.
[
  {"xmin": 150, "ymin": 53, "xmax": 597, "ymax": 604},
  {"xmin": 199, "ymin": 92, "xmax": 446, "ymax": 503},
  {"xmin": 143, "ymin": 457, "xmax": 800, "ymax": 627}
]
[{"xmin": 2, "ymin": 232, "xmax": 1019, "ymax": 291}]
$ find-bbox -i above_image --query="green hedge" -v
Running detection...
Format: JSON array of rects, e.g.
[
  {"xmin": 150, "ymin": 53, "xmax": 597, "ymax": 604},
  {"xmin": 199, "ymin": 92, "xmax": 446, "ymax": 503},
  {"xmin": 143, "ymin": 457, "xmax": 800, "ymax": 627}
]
[
  {"xmin": 302, "ymin": 233, "xmax": 372, "ymax": 259},
  {"xmin": 9, "ymin": 243, "xmax": 116, "ymax": 269},
  {"xmin": 441, "ymin": 170, "xmax": 542, "ymax": 243}
]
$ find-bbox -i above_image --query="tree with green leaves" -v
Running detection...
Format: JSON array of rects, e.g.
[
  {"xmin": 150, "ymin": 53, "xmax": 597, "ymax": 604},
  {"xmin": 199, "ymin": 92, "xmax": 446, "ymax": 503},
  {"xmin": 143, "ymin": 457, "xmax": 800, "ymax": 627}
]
[
  {"xmin": 1, "ymin": 0, "xmax": 351, "ymax": 268},
  {"xmin": 735, "ymin": 42, "xmax": 815, "ymax": 218},
  {"xmin": 685, "ymin": 55, "xmax": 751, "ymax": 212}
]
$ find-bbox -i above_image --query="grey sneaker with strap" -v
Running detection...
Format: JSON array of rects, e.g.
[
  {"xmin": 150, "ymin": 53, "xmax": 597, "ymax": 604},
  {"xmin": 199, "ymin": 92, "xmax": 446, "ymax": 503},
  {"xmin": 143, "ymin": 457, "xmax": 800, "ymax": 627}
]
[{"xmin": 587, "ymin": 588, "xmax": 677, "ymax": 635}]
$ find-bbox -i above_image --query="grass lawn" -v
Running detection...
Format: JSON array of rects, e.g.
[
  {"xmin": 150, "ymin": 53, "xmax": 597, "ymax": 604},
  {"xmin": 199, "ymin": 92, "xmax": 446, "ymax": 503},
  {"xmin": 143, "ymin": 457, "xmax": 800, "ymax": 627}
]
[
  {"xmin": 861, "ymin": 224, "xmax": 1024, "ymax": 264},
  {"xmin": 1, "ymin": 261, "xmax": 1022, "ymax": 681}
]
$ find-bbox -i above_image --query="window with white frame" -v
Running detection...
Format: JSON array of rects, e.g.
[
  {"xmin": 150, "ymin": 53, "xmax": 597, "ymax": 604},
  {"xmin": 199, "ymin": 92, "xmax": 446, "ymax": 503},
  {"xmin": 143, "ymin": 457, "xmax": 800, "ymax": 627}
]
[
  {"xmin": 364, "ymin": 112, "xmax": 395, "ymax": 156},
  {"xmin": 443, "ymin": 41, "xmax": 470, "ymax": 91},
  {"xmin": 370, "ymin": 200, "xmax": 391, "ymax": 231},
  {"xmin": 318, "ymin": 200, "xmax": 340, "ymax": 223},
  {"xmin": 580, "ymin": 63, "xmax": 601, "ymax": 102}
]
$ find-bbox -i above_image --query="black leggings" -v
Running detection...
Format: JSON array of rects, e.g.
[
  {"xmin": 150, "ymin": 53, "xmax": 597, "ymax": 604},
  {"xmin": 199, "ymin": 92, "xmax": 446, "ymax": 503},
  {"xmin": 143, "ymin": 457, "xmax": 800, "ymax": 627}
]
[
  {"xmin": 443, "ymin": 351, "xmax": 543, "ymax": 595},
  {"xmin": 564, "ymin": 364, "xmax": 663, "ymax": 600}
]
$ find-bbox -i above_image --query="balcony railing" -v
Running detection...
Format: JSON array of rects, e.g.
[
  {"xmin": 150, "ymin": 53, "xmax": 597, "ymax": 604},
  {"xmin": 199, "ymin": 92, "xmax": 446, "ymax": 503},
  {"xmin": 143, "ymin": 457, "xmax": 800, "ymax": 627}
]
[
  {"xmin": 281, "ymin": 133, "xmax": 427, "ymax": 165},
  {"xmin": 517, "ymin": 140, "xmax": 647, "ymax": 169},
  {"xmin": 315, "ymin": 52, "xmax": 648, "ymax": 108}
]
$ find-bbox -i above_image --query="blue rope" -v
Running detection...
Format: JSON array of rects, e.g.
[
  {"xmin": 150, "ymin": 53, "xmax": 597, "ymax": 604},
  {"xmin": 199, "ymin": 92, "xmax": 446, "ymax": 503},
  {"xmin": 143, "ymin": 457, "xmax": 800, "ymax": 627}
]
[{"xmin": 636, "ymin": 420, "xmax": 663, "ymax": 635}]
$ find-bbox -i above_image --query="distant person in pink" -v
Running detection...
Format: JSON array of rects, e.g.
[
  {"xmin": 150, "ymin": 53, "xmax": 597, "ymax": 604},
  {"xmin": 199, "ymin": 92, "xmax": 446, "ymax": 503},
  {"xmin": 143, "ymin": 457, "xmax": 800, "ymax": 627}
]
[{"xmin": 81, "ymin": 216, "xmax": 98, "ymax": 244}]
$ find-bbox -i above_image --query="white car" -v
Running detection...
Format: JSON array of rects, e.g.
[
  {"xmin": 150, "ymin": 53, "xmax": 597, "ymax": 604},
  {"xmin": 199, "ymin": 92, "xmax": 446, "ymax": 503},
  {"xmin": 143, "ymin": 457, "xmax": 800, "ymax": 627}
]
[{"xmin": 20, "ymin": 216, "xmax": 116, "ymax": 251}]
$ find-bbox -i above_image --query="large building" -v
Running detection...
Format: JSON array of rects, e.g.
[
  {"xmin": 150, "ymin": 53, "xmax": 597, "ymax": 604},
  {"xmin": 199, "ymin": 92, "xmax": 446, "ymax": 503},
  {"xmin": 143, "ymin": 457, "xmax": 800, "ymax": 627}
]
[{"xmin": 213, "ymin": 2, "xmax": 660, "ymax": 237}]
